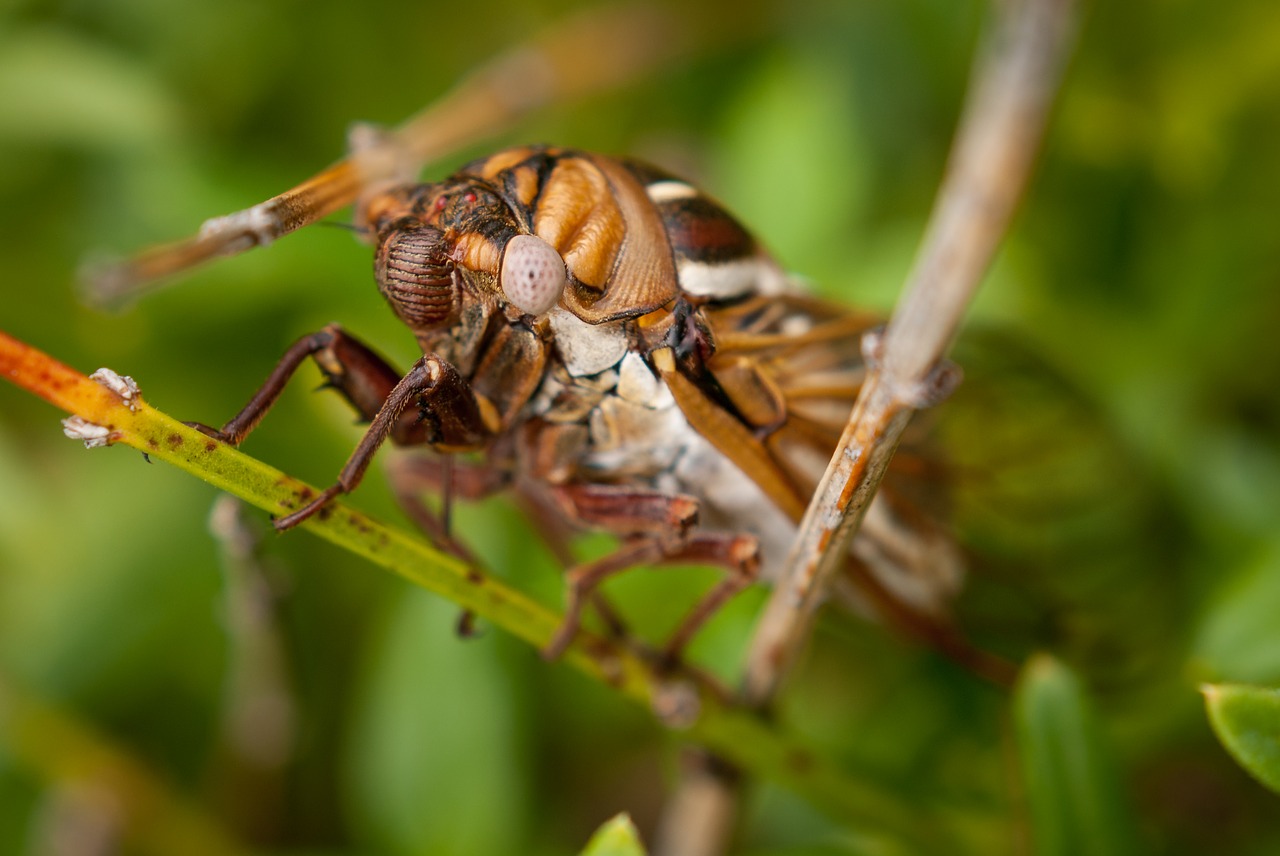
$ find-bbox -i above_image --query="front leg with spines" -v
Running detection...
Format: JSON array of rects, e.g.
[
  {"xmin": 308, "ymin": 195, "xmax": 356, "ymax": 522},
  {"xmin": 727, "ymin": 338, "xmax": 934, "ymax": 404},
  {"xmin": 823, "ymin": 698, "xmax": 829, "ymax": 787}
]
[
  {"xmin": 186, "ymin": 323, "xmax": 492, "ymax": 530},
  {"xmin": 275, "ymin": 353, "xmax": 491, "ymax": 530},
  {"xmin": 189, "ymin": 324, "xmax": 430, "ymax": 448}
]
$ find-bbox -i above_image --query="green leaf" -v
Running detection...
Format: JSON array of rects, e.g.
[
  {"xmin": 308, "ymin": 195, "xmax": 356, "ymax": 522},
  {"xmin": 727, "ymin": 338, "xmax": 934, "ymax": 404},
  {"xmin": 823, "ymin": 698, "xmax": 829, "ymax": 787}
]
[
  {"xmin": 1203, "ymin": 683, "xmax": 1280, "ymax": 795},
  {"xmin": 0, "ymin": 27, "xmax": 180, "ymax": 151},
  {"xmin": 1013, "ymin": 655, "xmax": 1138, "ymax": 856},
  {"xmin": 578, "ymin": 813, "xmax": 647, "ymax": 856},
  {"xmin": 1193, "ymin": 544, "xmax": 1280, "ymax": 684}
]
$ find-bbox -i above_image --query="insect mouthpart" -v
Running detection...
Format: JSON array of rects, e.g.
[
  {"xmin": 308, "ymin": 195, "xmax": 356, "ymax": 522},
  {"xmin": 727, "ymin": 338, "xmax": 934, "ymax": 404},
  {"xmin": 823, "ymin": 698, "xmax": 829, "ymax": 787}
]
[{"xmin": 375, "ymin": 226, "xmax": 457, "ymax": 330}]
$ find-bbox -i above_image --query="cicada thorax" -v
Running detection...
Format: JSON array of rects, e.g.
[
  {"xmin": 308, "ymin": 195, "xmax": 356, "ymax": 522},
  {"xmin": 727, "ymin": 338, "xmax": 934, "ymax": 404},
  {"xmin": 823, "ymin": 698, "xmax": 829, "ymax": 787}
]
[{"xmin": 359, "ymin": 145, "xmax": 746, "ymax": 434}]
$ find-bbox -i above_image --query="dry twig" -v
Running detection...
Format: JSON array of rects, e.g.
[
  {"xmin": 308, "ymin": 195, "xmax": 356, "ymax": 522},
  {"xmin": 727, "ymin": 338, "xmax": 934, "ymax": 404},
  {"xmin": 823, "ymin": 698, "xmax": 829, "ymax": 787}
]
[
  {"xmin": 742, "ymin": 0, "xmax": 1078, "ymax": 708},
  {"xmin": 82, "ymin": 3, "xmax": 698, "ymax": 305},
  {"xmin": 655, "ymin": 1, "xmax": 1079, "ymax": 851}
]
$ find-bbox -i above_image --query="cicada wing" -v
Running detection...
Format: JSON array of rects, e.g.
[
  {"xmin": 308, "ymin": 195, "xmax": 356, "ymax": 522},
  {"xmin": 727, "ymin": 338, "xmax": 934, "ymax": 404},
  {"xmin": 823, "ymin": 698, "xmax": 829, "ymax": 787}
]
[
  {"xmin": 702, "ymin": 293, "xmax": 971, "ymax": 618},
  {"xmin": 716, "ymin": 307, "xmax": 1170, "ymax": 684},
  {"xmin": 931, "ymin": 329, "xmax": 1178, "ymax": 682}
]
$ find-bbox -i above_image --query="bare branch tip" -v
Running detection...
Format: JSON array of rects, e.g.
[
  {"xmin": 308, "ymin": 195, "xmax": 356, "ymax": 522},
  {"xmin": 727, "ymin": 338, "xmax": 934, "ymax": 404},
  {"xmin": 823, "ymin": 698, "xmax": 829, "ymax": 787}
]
[{"xmin": 76, "ymin": 254, "xmax": 140, "ymax": 310}]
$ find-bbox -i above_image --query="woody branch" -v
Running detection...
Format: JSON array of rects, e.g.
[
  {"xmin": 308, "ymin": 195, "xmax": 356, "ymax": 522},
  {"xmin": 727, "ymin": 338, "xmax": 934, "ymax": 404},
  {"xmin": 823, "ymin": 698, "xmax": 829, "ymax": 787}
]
[
  {"xmin": 81, "ymin": 3, "xmax": 708, "ymax": 306},
  {"xmin": 742, "ymin": 0, "xmax": 1079, "ymax": 708},
  {"xmin": 654, "ymin": 2, "xmax": 1080, "ymax": 853}
]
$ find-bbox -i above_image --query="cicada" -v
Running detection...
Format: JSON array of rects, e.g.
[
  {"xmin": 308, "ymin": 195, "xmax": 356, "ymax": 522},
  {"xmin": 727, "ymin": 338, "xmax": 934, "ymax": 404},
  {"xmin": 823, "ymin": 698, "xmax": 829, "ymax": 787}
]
[{"xmin": 188, "ymin": 145, "xmax": 966, "ymax": 661}]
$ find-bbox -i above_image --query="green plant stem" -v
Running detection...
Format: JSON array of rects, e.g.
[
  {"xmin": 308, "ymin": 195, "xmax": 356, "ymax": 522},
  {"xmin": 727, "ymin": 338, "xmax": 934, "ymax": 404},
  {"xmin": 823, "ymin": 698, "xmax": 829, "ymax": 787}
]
[{"xmin": 0, "ymin": 329, "xmax": 937, "ymax": 847}]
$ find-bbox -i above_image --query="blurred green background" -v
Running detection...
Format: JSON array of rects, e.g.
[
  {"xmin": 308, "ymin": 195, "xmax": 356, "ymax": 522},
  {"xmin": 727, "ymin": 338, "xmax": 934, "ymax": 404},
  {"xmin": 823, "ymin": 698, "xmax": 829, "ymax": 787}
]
[{"xmin": 2, "ymin": 0, "xmax": 1279, "ymax": 853}]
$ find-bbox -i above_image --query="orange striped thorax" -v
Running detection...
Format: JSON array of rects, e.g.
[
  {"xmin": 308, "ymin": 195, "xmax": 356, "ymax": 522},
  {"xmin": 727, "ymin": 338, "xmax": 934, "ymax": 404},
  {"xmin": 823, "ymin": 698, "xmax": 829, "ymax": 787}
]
[{"xmin": 363, "ymin": 145, "xmax": 785, "ymax": 330}]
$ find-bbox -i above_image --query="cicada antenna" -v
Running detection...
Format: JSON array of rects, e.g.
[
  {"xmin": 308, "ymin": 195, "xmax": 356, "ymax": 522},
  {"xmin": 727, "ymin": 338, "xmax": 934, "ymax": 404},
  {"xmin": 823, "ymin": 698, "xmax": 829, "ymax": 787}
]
[{"xmin": 81, "ymin": 2, "xmax": 704, "ymax": 307}]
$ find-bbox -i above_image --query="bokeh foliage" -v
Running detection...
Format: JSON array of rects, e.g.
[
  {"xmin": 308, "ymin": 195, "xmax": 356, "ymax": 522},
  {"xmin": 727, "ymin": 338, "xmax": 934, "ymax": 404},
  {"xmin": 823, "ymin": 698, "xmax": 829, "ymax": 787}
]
[{"xmin": 1, "ymin": 0, "xmax": 1279, "ymax": 854}]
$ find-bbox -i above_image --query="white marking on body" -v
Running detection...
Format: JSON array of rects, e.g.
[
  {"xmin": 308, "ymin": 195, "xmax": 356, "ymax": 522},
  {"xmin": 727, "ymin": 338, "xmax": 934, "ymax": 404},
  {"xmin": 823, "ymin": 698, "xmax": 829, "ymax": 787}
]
[
  {"xmin": 586, "ymin": 395, "xmax": 687, "ymax": 476},
  {"xmin": 615, "ymin": 352, "xmax": 674, "ymax": 409},
  {"xmin": 671, "ymin": 428, "xmax": 798, "ymax": 583},
  {"xmin": 527, "ymin": 366, "xmax": 617, "ymax": 422},
  {"xmin": 547, "ymin": 307, "xmax": 629, "ymax": 377},
  {"xmin": 645, "ymin": 180, "xmax": 699, "ymax": 203},
  {"xmin": 677, "ymin": 254, "xmax": 788, "ymax": 299},
  {"xmin": 577, "ymin": 366, "xmax": 799, "ymax": 581}
]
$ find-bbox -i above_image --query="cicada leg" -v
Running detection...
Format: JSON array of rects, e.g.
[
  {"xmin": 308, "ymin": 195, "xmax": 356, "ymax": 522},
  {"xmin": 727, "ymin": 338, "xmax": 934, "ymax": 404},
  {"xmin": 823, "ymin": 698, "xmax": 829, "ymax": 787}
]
[
  {"xmin": 385, "ymin": 453, "xmax": 512, "ymax": 564},
  {"xmin": 275, "ymin": 353, "xmax": 490, "ymax": 529},
  {"xmin": 389, "ymin": 454, "xmax": 645, "ymax": 645},
  {"xmin": 655, "ymin": 532, "xmax": 761, "ymax": 664},
  {"xmin": 188, "ymin": 323, "xmax": 492, "ymax": 530},
  {"xmin": 386, "ymin": 453, "xmax": 517, "ymax": 640},
  {"xmin": 541, "ymin": 485, "xmax": 761, "ymax": 663},
  {"xmin": 189, "ymin": 324, "xmax": 428, "ymax": 448},
  {"xmin": 546, "ymin": 537, "xmax": 669, "ymax": 660}
]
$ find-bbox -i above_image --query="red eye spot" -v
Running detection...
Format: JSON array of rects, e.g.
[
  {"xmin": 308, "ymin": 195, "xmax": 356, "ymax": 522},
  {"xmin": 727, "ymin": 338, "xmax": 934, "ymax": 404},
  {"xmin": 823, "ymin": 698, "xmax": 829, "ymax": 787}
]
[
  {"xmin": 464, "ymin": 191, "xmax": 478, "ymax": 204},
  {"xmin": 434, "ymin": 196, "xmax": 447, "ymax": 211}
]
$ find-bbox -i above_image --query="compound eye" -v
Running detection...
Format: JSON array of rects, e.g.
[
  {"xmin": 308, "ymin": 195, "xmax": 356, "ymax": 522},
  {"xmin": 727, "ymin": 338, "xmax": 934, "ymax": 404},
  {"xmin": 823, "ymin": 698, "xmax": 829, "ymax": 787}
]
[
  {"xmin": 500, "ymin": 234, "xmax": 566, "ymax": 317},
  {"xmin": 375, "ymin": 227, "xmax": 456, "ymax": 329}
]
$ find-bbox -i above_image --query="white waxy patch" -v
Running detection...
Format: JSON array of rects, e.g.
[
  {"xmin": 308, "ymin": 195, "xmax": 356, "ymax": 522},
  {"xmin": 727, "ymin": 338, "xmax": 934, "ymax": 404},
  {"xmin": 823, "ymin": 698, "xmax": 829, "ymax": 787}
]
[
  {"xmin": 615, "ymin": 352, "xmax": 674, "ymax": 409},
  {"xmin": 677, "ymin": 254, "xmax": 788, "ymax": 299},
  {"xmin": 62, "ymin": 416, "xmax": 113, "ymax": 449},
  {"xmin": 645, "ymin": 180, "xmax": 699, "ymax": 203},
  {"xmin": 501, "ymin": 234, "xmax": 566, "ymax": 316},
  {"xmin": 579, "ymin": 377, "xmax": 797, "ymax": 582},
  {"xmin": 90, "ymin": 367, "xmax": 141, "ymax": 411},
  {"xmin": 526, "ymin": 371, "xmax": 566, "ymax": 418},
  {"xmin": 547, "ymin": 307, "xmax": 629, "ymax": 377},
  {"xmin": 528, "ymin": 366, "xmax": 617, "ymax": 423},
  {"xmin": 586, "ymin": 396, "xmax": 687, "ymax": 477}
]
